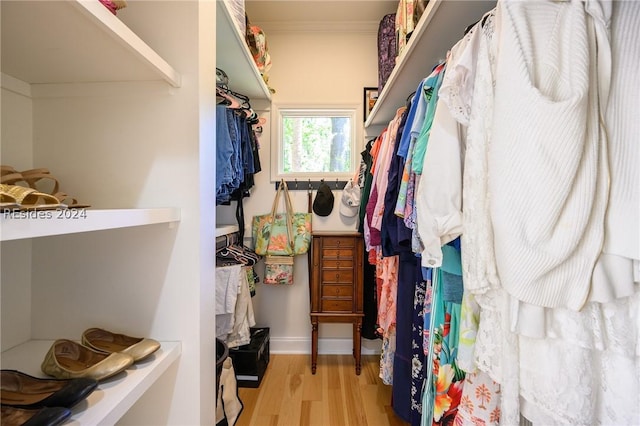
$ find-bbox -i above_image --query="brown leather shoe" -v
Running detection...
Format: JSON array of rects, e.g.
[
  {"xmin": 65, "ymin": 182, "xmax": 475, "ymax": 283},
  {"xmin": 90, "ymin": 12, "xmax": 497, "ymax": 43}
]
[
  {"xmin": 41, "ymin": 339, "xmax": 133, "ymax": 382},
  {"xmin": 0, "ymin": 370, "xmax": 97, "ymax": 409},
  {"xmin": 81, "ymin": 328, "xmax": 161, "ymax": 362},
  {"xmin": 1, "ymin": 405, "xmax": 71, "ymax": 426}
]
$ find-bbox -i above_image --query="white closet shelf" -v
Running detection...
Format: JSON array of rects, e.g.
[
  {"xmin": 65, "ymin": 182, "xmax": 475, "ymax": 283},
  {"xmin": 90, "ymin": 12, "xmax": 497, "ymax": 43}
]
[
  {"xmin": 0, "ymin": 208, "xmax": 181, "ymax": 242},
  {"xmin": 216, "ymin": 0, "xmax": 272, "ymax": 101},
  {"xmin": 0, "ymin": 0, "xmax": 181, "ymax": 87},
  {"xmin": 1, "ymin": 340, "xmax": 181, "ymax": 425},
  {"xmin": 365, "ymin": 0, "xmax": 495, "ymax": 127},
  {"xmin": 216, "ymin": 224, "xmax": 240, "ymax": 237}
]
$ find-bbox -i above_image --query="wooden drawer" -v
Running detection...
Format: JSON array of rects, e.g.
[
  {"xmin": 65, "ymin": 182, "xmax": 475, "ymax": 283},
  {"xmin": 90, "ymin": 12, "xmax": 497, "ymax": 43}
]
[
  {"xmin": 321, "ymin": 284, "xmax": 353, "ymax": 298},
  {"xmin": 321, "ymin": 299, "xmax": 353, "ymax": 312},
  {"xmin": 321, "ymin": 237, "xmax": 356, "ymax": 248},
  {"xmin": 322, "ymin": 259, "xmax": 353, "ymax": 269},
  {"xmin": 321, "ymin": 269, "xmax": 354, "ymax": 283},
  {"xmin": 321, "ymin": 248, "xmax": 354, "ymax": 259}
]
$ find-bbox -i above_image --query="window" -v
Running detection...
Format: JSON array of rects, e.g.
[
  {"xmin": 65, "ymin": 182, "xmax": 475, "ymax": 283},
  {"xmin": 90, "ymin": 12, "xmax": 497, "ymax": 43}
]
[{"xmin": 271, "ymin": 106, "xmax": 358, "ymax": 181}]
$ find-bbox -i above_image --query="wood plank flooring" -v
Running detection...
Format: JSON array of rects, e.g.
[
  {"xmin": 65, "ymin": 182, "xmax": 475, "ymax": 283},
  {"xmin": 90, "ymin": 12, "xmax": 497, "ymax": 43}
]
[{"xmin": 235, "ymin": 354, "xmax": 410, "ymax": 426}]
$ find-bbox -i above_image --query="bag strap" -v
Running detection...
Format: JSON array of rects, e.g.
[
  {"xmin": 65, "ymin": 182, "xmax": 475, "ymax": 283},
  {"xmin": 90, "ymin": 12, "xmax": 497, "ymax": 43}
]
[
  {"xmin": 264, "ymin": 180, "xmax": 295, "ymax": 253},
  {"xmin": 262, "ymin": 181, "xmax": 283, "ymax": 249},
  {"xmin": 269, "ymin": 180, "xmax": 284, "ymax": 219},
  {"xmin": 280, "ymin": 180, "xmax": 295, "ymax": 250}
]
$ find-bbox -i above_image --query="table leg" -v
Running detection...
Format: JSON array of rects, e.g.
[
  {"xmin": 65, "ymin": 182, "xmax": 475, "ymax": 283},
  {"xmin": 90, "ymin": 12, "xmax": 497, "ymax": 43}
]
[
  {"xmin": 352, "ymin": 322, "xmax": 356, "ymax": 358},
  {"xmin": 355, "ymin": 319, "xmax": 362, "ymax": 375},
  {"xmin": 311, "ymin": 318, "xmax": 318, "ymax": 374}
]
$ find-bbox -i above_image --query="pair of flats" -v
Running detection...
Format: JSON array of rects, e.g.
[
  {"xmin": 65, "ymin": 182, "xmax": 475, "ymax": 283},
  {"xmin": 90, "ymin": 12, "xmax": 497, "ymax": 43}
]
[
  {"xmin": 0, "ymin": 329, "xmax": 159, "ymax": 425},
  {"xmin": 1, "ymin": 370, "xmax": 97, "ymax": 426},
  {"xmin": 41, "ymin": 328, "xmax": 161, "ymax": 382}
]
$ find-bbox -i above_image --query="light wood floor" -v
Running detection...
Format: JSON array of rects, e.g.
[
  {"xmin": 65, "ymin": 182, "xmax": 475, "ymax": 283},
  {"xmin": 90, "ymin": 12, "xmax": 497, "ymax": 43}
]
[{"xmin": 235, "ymin": 354, "xmax": 410, "ymax": 426}]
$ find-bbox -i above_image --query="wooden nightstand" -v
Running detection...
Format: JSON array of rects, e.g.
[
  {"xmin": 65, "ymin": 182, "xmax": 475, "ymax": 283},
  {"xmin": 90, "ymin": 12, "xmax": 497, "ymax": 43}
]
[{"xmin": 309, "ymin": 232, "xmax": 364, "ymax": 375}]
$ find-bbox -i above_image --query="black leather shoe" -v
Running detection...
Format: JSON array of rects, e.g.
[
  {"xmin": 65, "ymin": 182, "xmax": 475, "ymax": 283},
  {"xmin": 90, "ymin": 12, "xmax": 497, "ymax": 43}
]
[
  {"xmin": 1, "ymin": 405, "xmax": 71, "ymax": 426},
  {"xmin": 1, "ymin": 370, "xmax": 97, "ymax": 409}
]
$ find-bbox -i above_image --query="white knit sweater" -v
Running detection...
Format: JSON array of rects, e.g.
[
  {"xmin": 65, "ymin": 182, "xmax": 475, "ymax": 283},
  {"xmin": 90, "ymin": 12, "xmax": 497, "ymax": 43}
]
[
  {"xmin": 602, "ymin": 0, "xmax": 639, "ymax": 262},
  {"xmin": 489, "ymin": 0, "xmax": 609, "ymax": 310}
]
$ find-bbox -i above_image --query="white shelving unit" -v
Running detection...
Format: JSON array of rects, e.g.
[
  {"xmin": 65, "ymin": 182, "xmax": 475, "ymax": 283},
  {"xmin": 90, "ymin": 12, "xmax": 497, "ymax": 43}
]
[
  {"xmin": 1, "ymin": 340, "xmax": 181, "ymax": 426},
  {"xmin": 215, "ymin": 0, "xmax": 272, "ymax": 239},
  {"xmin": 216, "ymin": 224, "xmax": 240, "ymax": 238},
  {"xmin": 1, "ymin": 0, "xmax": 180, "ymax": 86},
  {"xmin": 216, "ymin": 0, "xmax": 272, "ymax": 101},
  {"xmin": 1, "ymin": 0, "xmax": 194, "ymax": 423},
  {"xmin": 364, "ymin": 0, "xmax": 495, "ymax": 128},
  {"xmin": 0, "ymin": 208, "xmax": 181, "ymax": 242}
]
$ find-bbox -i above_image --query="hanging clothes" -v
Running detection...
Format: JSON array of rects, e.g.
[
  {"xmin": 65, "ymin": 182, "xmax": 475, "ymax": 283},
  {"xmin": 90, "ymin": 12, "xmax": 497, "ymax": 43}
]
[
  {"xmin": 358, "ymin": 139, "xmax": 382, "ymax": 340},
  {"xmin": 380, "ymin": 104, "xmax": 424, "ymax": 423},
  {"xmin": 363, "ymin": 1, "xmax": 639, "ymax": 425},
  {"xmin": 421, "ymin": 242, "xmax": 465, "ymax": 426},
  {"xmin": 489, "ymin": 0, "xmax": 608, "ymax": 311},
  {"xmin": 215, "ymin": 233, "xmax": 257, "ymax": 349},
  {"xmin": 215, "ymin": 103, "xmax": 261, "ymax": 205}
]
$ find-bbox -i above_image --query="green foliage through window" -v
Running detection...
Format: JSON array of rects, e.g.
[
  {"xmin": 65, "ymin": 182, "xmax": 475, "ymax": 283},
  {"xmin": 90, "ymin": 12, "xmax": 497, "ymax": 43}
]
[{"xmin": 281, "ymin": 114, "xmax": 352, "ymax": 174}]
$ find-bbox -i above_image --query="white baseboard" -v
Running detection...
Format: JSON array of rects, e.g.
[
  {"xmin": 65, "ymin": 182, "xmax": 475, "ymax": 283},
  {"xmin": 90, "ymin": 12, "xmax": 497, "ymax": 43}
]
[{"xmin": 269, "ymin": 337, "xmax": 382, "ymax": 355}]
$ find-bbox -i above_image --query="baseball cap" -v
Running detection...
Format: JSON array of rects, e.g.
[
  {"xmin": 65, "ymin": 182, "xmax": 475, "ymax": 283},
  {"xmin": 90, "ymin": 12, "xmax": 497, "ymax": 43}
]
[
  {"xmin": 339, "ymin": 180, "xmax": 361, "ymax": 217},
  {"xmin": 313, "ymin": 182, "xmax": 334, "ymax": 216}
]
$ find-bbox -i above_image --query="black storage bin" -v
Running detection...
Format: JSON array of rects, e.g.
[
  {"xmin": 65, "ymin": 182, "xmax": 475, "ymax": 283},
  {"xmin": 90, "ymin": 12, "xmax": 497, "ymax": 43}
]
[{"xmin": 228, "ymin": 327, "xmax": 270, "ymax": 388}]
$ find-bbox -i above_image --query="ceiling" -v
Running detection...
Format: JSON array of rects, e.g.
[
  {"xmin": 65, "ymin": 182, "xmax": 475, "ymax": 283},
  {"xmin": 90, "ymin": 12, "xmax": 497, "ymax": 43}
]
[{"xmin": 244, "ymin": 0, "xmax": 398, "ymax": 32}]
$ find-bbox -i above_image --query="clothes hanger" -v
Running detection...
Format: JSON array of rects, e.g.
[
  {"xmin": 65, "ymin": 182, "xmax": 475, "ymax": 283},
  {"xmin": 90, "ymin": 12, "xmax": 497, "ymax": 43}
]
[
  {"xmin": 245, "ymin": 109, "xmax": 260, "ymax": 125},
  {"xmin": 216, "ymin": 87, "xmax": 242, "ymax": 109},
  {"xmin": 227, "ymin": 245, "xmax": 259, "ymax": 266},
  {"xmin": 216, "ymin": 84, "xmax": 260, "ymax": 125},
  {"xmin": 224, "ymin": 88, "xmax": 250, "ymax": 104},
  {"xmin": 252, "ymin": 117, "xmax": 266, "ymax": 134},
  {"xmin": 218, "ymin": 85, "xmax": 250, "ymax": 105}
]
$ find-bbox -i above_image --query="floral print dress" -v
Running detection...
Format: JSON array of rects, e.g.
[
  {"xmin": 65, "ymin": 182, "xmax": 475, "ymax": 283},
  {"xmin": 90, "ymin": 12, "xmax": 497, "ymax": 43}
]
[{"xmin": 422, "ymin": 243, "xmax": 466, "ymax": 426}]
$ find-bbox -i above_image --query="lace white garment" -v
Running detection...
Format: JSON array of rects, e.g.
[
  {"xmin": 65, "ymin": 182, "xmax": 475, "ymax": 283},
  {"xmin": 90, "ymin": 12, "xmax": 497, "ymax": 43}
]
[
  {"xmin": 469, "ymin": 286, "xmax": 640, "ymax": 426},
  {"xmin": 459, "ymin": 11, "xmax": 500, "ymax": 296},
  {"xmin": 517, "ymin": 290, "xmax": 640, "ymax": 426},
  {"xmin": 451, "ymin": 3, "xmax": 640, "ymax": 425},
  {"xmin": 437, "ymin": 8, "xmax": 501, "ymax": 298},
  {"xmin": 443, "ymin": 7, "xmax": 501, "ymax": 372},
  {"xmin": 438, "ymin": 15, "xmax": 480, "ymax": 127}
]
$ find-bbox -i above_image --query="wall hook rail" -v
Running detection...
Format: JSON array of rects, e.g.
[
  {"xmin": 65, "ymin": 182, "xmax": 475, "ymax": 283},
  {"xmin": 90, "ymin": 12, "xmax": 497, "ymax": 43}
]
[{"xmin": 274, "ymin": 180, "xmax": 349, "ymax": 191}]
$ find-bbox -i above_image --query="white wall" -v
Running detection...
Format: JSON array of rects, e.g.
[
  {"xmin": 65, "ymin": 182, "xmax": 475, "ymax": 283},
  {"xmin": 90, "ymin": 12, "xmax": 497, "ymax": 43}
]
[
  {"xmin": 1, "ymin": 81, "xmax": 34, "ymax": 351},
  {"xmin": 217, "ymin": 28, "xmax": 383, "ymax": 354}
]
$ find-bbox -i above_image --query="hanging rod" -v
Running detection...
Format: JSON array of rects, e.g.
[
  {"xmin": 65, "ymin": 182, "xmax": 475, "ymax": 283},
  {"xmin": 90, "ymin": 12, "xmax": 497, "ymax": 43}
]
[{"xmin": 274, "ymin": 180, "xmax": 349, "ymax": 191}]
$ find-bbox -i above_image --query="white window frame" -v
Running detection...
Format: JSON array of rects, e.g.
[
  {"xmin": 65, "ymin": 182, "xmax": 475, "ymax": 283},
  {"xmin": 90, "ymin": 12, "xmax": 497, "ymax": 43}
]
[{"xmin": 270, "ymin": 104, "xmax": 360, "ymax": 182}]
